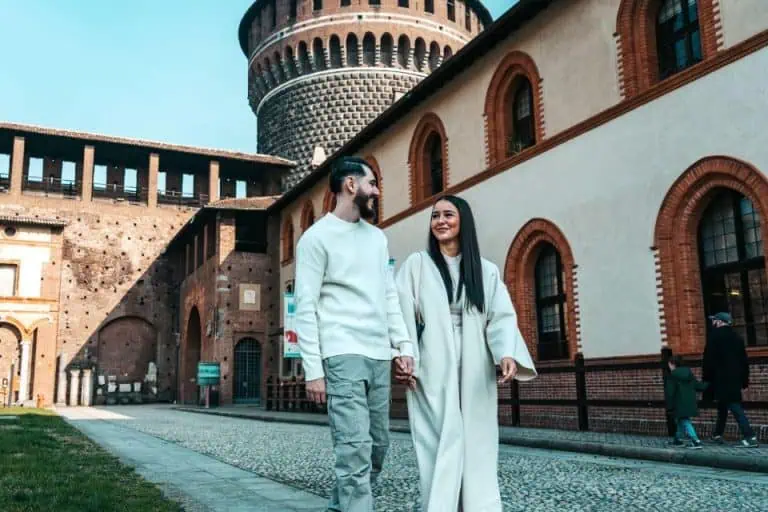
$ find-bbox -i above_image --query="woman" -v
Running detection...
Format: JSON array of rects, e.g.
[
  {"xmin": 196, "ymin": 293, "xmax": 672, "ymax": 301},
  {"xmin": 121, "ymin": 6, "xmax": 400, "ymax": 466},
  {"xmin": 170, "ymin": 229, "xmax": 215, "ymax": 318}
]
[{"xmin": 394, "ymin": 195, "xmax": 537, "ymax": 512}]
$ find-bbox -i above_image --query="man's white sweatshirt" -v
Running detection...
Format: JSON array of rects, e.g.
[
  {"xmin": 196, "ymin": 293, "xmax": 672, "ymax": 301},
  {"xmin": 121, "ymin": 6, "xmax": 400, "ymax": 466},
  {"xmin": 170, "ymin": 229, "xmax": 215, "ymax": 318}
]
[{"xmin": 293, "ymin": 212, "xmax": 413, "ymax": 381}]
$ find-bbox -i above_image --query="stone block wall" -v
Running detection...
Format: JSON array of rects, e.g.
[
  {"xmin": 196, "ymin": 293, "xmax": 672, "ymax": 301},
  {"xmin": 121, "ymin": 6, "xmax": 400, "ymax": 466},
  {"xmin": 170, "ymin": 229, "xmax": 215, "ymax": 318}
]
[{"xmin": 258, "ymin": 70, "xmax": 422, "ymax": 190}]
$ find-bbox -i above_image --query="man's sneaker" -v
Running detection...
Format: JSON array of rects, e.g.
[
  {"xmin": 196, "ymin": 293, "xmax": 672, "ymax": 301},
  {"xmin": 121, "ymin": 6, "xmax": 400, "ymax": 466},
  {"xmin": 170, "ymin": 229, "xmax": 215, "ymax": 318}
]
[
  {"xmin": 687, "ymin": 440, "xmax": 703, "ymax": 450},
  {"xmin": 738, "ymin": 437, "xmax": 759, "ymax": 448},
  {"xmin": 712, "ymin": 435, "xmax": 725, "ymax": 445}
]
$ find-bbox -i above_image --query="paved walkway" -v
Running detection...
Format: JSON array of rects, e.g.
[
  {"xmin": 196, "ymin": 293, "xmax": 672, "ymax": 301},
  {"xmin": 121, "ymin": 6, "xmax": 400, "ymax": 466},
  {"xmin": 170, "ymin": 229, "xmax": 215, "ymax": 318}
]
[
  {"xmin": 176, "ymin": 405, "xmax": 768, "ymax": 473},
  {"xmin": 57, "ymin": 406, "xmax": 327, "ymax": 512}
]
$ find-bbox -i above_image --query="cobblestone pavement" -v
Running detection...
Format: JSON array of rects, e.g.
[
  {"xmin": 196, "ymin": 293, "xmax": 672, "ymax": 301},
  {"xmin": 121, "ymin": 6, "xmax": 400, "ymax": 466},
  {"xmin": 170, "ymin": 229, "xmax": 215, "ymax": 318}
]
[{"xmin": 92, "ymin": 405, "xmax": 768, "ymax": 511}]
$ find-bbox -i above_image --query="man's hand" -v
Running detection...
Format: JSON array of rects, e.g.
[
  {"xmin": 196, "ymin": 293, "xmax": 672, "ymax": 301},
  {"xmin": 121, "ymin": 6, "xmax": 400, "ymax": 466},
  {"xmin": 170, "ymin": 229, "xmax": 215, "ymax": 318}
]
[
  {"xmin": 393, "ymin": 356, "xmax": 416, "ymax": 390},
  {"xmin": 306, "ymin": 378, "xmax": 326, "ymax": 404},
  {"xmin": 497, "ymin": 357, "xmax": 517, "ymax": 384}
]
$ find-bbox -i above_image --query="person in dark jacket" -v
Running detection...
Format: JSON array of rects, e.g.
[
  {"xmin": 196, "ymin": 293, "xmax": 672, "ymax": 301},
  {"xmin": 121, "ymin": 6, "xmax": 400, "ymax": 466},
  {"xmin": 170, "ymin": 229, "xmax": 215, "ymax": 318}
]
[
  {"xmin": 702, "ymin": 312, "xmax": 759, "ymax": 448},
  {"xmin": 665, "ymin": 355, "xmax": 707, "ymax": 449}
]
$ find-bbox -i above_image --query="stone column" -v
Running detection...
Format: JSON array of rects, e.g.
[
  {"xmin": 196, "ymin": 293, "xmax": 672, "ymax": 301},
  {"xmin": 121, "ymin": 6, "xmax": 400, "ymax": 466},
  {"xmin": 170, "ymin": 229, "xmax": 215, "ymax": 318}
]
[
  {"xmin": 56, "ymin": 353, "xmax": 68, "ymax": 406},
  {"xmin": 9, "ymin": 136, "xmax": 25, "ymax": 197},
  {"xmin": 81, "ymin": 368, "xmax": 93, "ymax": 407},
  {"xmin": 208, "ymin": 160, "xmax": 220, "ymax": 203},
  {"xmin": 68, "ymin": 368, "xmax": 81, "ymax": 406},
  {"xmin": 148, "ymin": 153, "xmax": 159, "ymax": 208},
  {"xmin": 81, "ymin": 145, "xmax": 94, "ymax": 202},
  {"xmin": 17, "ymin": 339, "xmax": 32, "ymax": 404}
]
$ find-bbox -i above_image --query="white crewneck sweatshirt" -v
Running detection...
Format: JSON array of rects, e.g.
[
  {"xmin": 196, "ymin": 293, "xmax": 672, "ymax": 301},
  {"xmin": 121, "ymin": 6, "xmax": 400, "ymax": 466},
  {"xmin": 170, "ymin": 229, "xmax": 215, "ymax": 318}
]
[{"xmin": 294, "ymin": 212, "xmax": 414, "ymax": 381}]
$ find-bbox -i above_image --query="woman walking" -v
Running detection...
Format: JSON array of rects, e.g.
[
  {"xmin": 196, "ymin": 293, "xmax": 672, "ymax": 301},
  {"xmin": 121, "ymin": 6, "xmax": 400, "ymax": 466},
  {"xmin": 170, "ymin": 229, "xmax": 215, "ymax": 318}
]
[{"xmin": 394, "ymin": 195, "xmax": 537, "ymax": 512}]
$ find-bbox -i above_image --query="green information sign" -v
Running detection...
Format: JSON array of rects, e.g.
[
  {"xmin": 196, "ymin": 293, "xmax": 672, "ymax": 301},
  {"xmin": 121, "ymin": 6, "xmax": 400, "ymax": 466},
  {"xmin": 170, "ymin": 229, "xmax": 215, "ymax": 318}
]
[{"xmin": 197, "ymin": 362, "xmax": 220, "ymax": 386}]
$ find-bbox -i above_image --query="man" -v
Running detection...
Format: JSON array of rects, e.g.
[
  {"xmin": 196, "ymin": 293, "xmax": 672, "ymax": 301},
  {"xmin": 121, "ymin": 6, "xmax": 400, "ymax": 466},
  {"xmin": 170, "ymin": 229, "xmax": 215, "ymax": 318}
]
[
  {"xmin": 702, "ymin": 312, "xmax": 759, "ymax": 448},
  {"xmin": 294, "ymin": 156, "xmax": 415, "ymax": 511}
]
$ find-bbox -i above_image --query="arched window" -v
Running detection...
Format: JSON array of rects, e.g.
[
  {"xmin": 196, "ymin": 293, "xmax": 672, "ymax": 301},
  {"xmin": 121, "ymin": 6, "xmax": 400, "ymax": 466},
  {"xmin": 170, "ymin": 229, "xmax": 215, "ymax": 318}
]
[
  {"xmin": 616, "ymin": 0, "xmax": 717, "ymax": 97},
  {"xmin": 654, "ymin": 156, "xmax": 768, "ymax": 353},
  {"xmin": 300, "ymin": 200, "xmax": 316, "ymax": 232},
  {"xmin": 264, "ymin": 57, "xmax": 275, "ymax": 87},
  {"xmin": 281, "ymin": 218, "xmax": 295, "ymax": 264},
  {"xmin": 414, "ymin": 38, "xmax": 426, "ymax": 72},
  {"xmin": 313, "ymin": 38, "xmax": 326, "ymax": 70},
  {"xmin": 330, "ymin": 36, "xmax": 343, "ymax": 68},
  {"xmin": 314, "ymin": 0, "xmax": 323, "ymax": 11},
  {"xmin": 298, "ymin": 42, "xmax": 311, "ymax": 74},
  {"xmin": 534, "ymin": 244, "xmax": 569, "ymax": 360},
  {"xmin": 380, "ymin": 34, "xmax": 394, "ymax": 67},
  {"xmin": 289, "ymin": 0, "xmax": 298, "ymax": 20},
  {"xmin": 484, "ymin": 51, "xmax": 543, "ymax": 165},
  {"xmin": 346, "ymin": 34, "xmax": 359, "ymax": 66},
  {"xmin": 285, "ymin": 46, "xmax": 298, "ymax": 78},
  {"xmin": 273, "ymin": 52, "xmax": 286, "ymax": 83},
  {"xmin": 397, "ymin": 35, "xmax": 410, "ymax": 68},
  {"xmin": 699, "ymin": 190, "xmax": 767, "ymax": 346},
  {"xmin": 408, "ymin": 113, "xmax": 448, "ymax": 204},
  {"xmin": 428, "ymin": 42, "xmax": 441, "ymax": 71},
  {"xmin": 323, "ymin": 189, "xmax": 337, "ymax": 214},
  {"xmin": 363, "ymin": 33, "xmax": 376, "ymax": 66},
  {"xmin": 504, "ymin": 77, "xmax": 535, "ymax": 155},
  {"xmin": 425, "ymin": 0, "xmax": 434, "ymax": 14},
  {"xmin": 443, "ymin": 45, "xmax": 453, "ymax": 60},
  {"xmin": 505, "ymin": 219, "xmax": 578, "ymax": 361}
]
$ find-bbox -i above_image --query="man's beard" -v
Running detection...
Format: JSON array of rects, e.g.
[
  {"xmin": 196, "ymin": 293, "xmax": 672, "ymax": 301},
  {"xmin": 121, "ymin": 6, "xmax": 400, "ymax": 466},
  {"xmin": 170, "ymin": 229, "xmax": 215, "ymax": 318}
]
[{"xmin": 354, "ymin": 191, "xmax": 377, "ymax": 222}]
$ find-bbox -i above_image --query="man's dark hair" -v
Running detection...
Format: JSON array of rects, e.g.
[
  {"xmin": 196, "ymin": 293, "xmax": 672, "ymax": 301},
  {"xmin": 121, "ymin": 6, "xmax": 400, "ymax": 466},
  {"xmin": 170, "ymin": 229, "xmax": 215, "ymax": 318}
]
[
  {"xmin": 329, "ymin": 156, "xmax": 371, "ymax": 194},
  {"xmin": 671, "ymin": 355, "xmax": 684, "ymax": 367}
]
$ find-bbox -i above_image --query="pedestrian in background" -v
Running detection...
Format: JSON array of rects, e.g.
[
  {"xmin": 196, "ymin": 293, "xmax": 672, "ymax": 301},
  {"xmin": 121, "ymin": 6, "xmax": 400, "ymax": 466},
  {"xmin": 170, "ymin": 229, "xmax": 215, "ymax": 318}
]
[
  {"xmin": 702, "ymin": 312, "xmax": 759, "ymax": 448},
  {"xmin": 665, "ymin": 355, "xmax": 708, "ymax": 449}
]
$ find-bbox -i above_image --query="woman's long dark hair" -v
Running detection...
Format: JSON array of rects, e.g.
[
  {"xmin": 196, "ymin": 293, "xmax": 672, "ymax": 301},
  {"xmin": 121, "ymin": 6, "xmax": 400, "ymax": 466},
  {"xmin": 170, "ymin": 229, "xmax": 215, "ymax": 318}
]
[{"xmin": 427, "ymin": 195, "xmax": 485, "ymax": 313}]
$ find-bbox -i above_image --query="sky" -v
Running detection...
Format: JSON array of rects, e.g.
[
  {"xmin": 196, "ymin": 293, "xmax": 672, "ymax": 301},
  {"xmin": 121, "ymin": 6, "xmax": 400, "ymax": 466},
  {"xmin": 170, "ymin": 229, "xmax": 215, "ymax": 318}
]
[{"xmin": 0, "ymin": 1, "xmax": 515, "ymax": 155}]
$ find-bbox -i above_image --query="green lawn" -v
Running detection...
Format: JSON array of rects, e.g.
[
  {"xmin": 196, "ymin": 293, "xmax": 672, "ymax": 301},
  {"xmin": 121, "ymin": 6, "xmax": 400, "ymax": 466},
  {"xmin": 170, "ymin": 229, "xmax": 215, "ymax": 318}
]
[{"xmin": 0, "ymin": 408, "xmax": 181, "ymax": 512}]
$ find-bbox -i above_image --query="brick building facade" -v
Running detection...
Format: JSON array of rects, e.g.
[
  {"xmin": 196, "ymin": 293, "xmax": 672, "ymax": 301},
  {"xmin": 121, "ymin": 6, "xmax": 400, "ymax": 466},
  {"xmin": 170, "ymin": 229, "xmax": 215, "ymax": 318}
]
[{"xmin": 0, "ymin": 123, "xmax": 292, "ymax": 407}]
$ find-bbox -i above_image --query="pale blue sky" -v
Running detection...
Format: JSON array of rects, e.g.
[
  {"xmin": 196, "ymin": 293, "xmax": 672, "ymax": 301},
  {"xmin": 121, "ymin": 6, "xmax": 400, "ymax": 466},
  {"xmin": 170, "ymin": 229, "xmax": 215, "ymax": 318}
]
[{"xmin": 0, "ymin": 1, "xmax": 515, "ymax": 154}]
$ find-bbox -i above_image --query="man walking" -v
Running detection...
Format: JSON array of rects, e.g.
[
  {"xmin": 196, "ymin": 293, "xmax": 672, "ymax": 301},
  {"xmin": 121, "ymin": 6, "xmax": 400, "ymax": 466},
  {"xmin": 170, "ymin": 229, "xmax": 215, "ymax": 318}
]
[
  {"xmin": 294, "ymin": 156, "xmax": 414, "ymax": 511},
  {"xmin": 702, "ymin": 312, "xmax": 759, "ymax": 448}
]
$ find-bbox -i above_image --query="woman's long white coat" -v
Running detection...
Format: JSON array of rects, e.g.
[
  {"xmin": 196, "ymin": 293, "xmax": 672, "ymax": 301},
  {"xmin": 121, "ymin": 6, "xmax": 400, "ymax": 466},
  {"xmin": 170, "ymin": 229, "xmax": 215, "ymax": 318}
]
[{"xmin": 395, "ymin": 251, "xmax": 537, "ymax": 512}]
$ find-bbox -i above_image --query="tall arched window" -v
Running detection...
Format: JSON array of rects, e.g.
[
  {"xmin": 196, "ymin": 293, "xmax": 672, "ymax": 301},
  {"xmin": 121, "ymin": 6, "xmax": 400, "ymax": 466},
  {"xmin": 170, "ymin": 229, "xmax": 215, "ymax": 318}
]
[
  {"xmin": 313, "ymin": 38, "xmax": 326, "ymax": 70},
  {"xmin": 534, "ymin": 244, "xmax": 569, "ymax": 360},
  {"xmin": 504, "ymin": 77, "xmax": 535, "ymax": 155},
  {"xmin": 285, "ymin": 46, "xmax": 298, "ymax": 78},
  {"xmin": 484, "ymin": 51, "xmax": 543, "ymax": 165},
  {"xmin": 346, "ymin": 34, "xmax": 359, "ymax": 66},
  {"xmin": 380, "ymin": 34, "xmax": 394, "ymax": 67},
  {"xmin": 656, "ymin": 0, "xmax": 703, "ymax": 79},
  {"xmin": 408, "ymin": 113, "xmax": 448, "ymax": 204},
  {"xmin": 363, "ymin": 33, "xmax": 376, "ymax": 66},
  {"xmin": 428, "ymin": 42, "xmax": 441, "ymax": 71},
  {"xmin": 414, "ymin": 38, "xmax": 426, "ymax": 72},
  {"xmin": 273, "ymin": 52, "xmax": 286, "ymax": 83},
  {"xmin": 281, "ymin": 218, "xmax": 295, "ymax": 265},
  {"xmin": 330, "ymin": 36, "xmax": 343, "ymax": 68},
  {"xmin": 397, "ymin": 35, "xmax": 410, "ymax": 68},
  {"xmin": 425, "ymin": 133, "xmax": 443, "ymax": 197},
  {"xmin": 616, "ymin": 0, "xmax": 717, "ymax": 97},
  {"xmin": 298, "ymin": 42, "xmax": 311, "ymax": 74},
  {"xmin": 301, "ymin": 201, "xmax": 316, "ymax": 232},
  {"xmin": 699, "ymin": 190, "xmax": 767, "ymax": 346}
]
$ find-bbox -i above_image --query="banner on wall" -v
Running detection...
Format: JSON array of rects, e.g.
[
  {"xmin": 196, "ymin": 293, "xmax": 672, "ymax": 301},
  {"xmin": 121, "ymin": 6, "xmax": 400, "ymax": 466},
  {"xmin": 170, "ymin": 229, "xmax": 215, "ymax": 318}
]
[{"xmin": 283, "ymin": 291, "xmax": 300, "ymax": 359}]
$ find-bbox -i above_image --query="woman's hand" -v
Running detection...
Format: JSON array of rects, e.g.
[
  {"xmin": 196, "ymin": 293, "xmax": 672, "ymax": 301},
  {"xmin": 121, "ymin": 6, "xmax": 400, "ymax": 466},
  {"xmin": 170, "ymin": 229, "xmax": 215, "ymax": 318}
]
[
  {"xmin": 497, "ymin": 357, "xmax": 517, "ymax": 384},
  {"xmin": 393, "ymin": 356, "xmax": 417, "ymax": 390}
]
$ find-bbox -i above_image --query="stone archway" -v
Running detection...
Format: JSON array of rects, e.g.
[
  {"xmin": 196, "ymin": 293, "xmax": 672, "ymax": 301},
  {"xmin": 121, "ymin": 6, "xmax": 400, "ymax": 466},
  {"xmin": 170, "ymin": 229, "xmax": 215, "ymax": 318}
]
[
  {"xmin": 181, "ymin": 307, "xmax": 202, "ymax": 404},
  {"xmin": 97, "ymin": 316, "xmax": 157, "ymax": 383},
  {"xmin": 0, "ymin": 323, "xmax": 21, "ymax": 405}
]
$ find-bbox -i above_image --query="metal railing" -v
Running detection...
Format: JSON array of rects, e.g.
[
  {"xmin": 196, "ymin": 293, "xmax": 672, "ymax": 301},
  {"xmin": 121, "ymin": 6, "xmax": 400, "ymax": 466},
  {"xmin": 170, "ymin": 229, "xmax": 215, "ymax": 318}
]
[
  {"xmin": 92, "ymin": 182, "xmax": 149, "ymax": 203},
  {"xmin": 23, "ymin": 176, "xmax": 80, "ymax": 197},
  {"xmin": 157, "ymin": 190, "xmax": 209, "ymax": 207}
]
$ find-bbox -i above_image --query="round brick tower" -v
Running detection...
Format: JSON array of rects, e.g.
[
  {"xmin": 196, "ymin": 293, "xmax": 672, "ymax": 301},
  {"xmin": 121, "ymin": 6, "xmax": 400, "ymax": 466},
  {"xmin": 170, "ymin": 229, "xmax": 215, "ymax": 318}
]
[{"xmin": 238, "ymin": 0, "xmax": 492, "ymax": 190}]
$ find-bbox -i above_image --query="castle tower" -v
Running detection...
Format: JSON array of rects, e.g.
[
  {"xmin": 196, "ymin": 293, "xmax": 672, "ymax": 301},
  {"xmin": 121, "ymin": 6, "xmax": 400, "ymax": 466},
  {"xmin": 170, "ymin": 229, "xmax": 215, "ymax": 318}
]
[{"xmin": 238, "ymin": 0, "xmax": 492, "ymax": 190}]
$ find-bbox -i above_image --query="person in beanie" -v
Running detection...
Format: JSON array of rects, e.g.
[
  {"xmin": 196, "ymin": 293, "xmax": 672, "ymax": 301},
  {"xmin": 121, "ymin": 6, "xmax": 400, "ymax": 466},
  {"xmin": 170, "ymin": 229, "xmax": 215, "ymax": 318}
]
[
  {"xmin": 665, "ymin": 355, "xmax": 708, "ymax": 449},
  {"xmin": 702, "ymin": 312, "xmax": 759, "ymax": 448}
]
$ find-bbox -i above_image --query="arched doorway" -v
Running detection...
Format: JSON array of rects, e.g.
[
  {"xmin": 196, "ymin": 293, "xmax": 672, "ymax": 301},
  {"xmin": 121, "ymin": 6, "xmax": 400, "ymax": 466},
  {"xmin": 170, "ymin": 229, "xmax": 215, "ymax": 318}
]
[
  {"xmin": 234, "ymin": 338, "xmax": 261, "ymax": 403},
  {"xmin": 0, "ymin": 323, "xmax": 21, "ymax": 405},
  {"xmin": 97, "ymin": 316, "xmax": 157, "ymax": 383},
  {"xmin": 182, "ymin": 307, "xmax": 202, "ymax": 404}
]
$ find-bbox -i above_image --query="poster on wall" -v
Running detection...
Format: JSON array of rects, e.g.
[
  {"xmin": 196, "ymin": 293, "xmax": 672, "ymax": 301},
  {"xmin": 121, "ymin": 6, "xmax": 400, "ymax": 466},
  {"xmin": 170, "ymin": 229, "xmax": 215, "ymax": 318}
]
[{"xmin": 283, "ymin": 291, "xmax": 301, "ymax": 359}]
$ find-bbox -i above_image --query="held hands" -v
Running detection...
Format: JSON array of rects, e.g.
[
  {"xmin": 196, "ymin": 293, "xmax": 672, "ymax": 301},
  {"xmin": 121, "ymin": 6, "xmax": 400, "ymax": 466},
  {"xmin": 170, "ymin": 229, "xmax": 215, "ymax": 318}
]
[
  {"xmin": 306, "ymin": 378, "xmax": 327, "ymax": 404},
  {"xmin": 497, "ymin": 357, "xmax": 518, "ymax": 384},
  {"xmin": 393, "ymin": 356, "xmax": 416, "ymax": 390}
]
